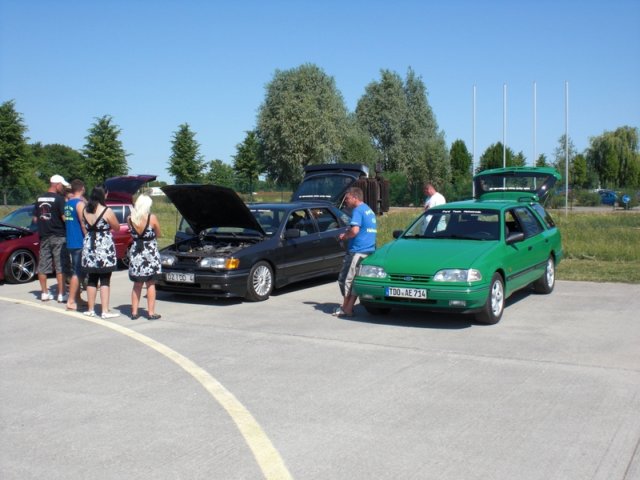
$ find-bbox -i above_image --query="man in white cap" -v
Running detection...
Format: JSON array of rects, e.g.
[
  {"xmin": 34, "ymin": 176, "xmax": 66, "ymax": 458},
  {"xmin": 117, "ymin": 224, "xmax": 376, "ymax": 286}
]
[{"xmin": 33, "ymin": 174, "xmax": 71, "ymax": 302}]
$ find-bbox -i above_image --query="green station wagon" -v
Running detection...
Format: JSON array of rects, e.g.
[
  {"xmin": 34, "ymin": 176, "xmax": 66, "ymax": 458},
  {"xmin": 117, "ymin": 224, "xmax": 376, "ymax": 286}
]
[{"xmin": 353, "ymin": 167, "xmax": 563, "ymax": 324}]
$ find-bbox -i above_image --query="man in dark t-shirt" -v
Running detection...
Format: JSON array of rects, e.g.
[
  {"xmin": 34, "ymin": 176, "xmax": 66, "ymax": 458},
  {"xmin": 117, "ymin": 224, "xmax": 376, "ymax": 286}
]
[{"xmin": 33, "ymin": 174, "xmax": 70, "ymax": 302}]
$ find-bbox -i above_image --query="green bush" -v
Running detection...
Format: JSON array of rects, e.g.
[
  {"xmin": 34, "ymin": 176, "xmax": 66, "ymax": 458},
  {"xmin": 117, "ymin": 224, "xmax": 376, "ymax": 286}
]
[{"xmin": 575, "ymin": 190, "xmax": 600, "ymax": 207}]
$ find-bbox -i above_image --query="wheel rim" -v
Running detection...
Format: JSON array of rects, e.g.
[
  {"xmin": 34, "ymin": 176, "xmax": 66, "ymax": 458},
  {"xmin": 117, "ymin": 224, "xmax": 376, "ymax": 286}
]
[
  {"xmin": 546, "ymin": 258, "xmax": 555, "ymax": 287},
  {"xmin": 490, "ymin": 278, "xmax": 504, "ymax": 316},
  {"xmin": 11, "ymin": 251, "xmax": 36, "ymax": 282},
  {"xmin": 252, "ymin": 265, "xmax": 272, "ymax": 297}
]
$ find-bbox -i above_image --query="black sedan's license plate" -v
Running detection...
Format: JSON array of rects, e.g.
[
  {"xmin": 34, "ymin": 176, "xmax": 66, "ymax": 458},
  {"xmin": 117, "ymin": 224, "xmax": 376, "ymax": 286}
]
[
  {"xmin": 385, "ymin": 286, "xmax": 427, "ymax": 299},
  {"xmin": 166, "ymin": 272, "xmax": 195, "ymax": 283}
]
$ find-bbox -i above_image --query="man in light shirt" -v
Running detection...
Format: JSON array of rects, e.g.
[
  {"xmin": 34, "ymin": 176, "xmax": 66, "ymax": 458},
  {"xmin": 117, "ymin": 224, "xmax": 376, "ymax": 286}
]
[{"xmin": 423, "ymin": 182, "xmax": 446, "ymax": 211}]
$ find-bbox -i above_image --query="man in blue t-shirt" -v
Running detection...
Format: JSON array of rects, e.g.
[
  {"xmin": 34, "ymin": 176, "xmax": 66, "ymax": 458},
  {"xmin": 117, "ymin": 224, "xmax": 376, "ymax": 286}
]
[
  {"xmin": 64, "ymin": 179, "xmax": 86, "ymax": 310},
  {"xmin": 334, "ymin": 187, "xmax": 377, "ymax": 317}
]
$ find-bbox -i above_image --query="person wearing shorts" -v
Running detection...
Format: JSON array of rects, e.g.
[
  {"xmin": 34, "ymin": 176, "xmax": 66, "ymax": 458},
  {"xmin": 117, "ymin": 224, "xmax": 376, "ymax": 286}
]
[
  {"xmin": 334, "ymin": 187, "xmax": 377, "ymax": 317},
  {"xmin": 64, "ymin": 179, "xmax": 86, "ymax": 310},
  {"xmin": 34, "ymin": 174, "xmax": 70, "ymax": 302}
]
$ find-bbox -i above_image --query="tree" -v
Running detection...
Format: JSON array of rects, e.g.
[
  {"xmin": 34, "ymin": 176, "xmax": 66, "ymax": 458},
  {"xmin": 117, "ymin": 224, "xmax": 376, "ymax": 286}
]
[
  {"xmin": 536, "ymin": 153, "xmax": 549, "ymax": 167},
  {"xmin": 356, "ymin": 68, "xmax": 449, "ymax": 188},
  {"xmin": 586, "ymin": 126, "xmax": 640, "ymax": 188},
  {"xmin": 450, "ymin": 139, "xmax": 472, "ymax": 183},
  {"xmin": 30, "ymin": 143, "xmax": 85, "ymax": 185},
  {"xmin": 420, "ymin": 131, "xmax": 450, "ymax": 190},
  {"xmin": 83, "ymin": 115, "xmax": 128, "ymax": 186},
  {"xmin": 447, "ymin": 139, "xmax": 473, "ymax": 201},
  {"xmin": 553, "ymin": 134, "xmax": 577, "ymax": 181},
  {"xmin": 257, "ymin": 64, "xmax": 348, "ymax": 186},
  {"xmin": 356, "ymin": 70, "xmax": 406, "ymax": 172},
  {"xmin": 571, "ymin": 154, "xmax": 588, "ymax": 188},
  {"xmin": 513, "ymin": 151, "xmax": 527, "ymax": 167},
  {"xmin": 204, "ymin": 159, "xmax": 235, "ymax": 188},
  {"xmin": 478, "ymin": 142, "xmax": 519, "ymax": 171},
  {"xmin": 167, "ymin": 123, "xmax": 204, "ymax": 184},
  {"xmin": 403, "ymin": 68, "xmax": 448, "ymax": 186},
  {"xmin": 0, "ymin": 100, "xmax": 32, "ymax": 205},
  {"xmin": 233, "ymin": 130, "xmax": 262, "ymax": 193},
  {"xmin": 339, "ymin": 115, "xmax": 380, "ymax": 172}
]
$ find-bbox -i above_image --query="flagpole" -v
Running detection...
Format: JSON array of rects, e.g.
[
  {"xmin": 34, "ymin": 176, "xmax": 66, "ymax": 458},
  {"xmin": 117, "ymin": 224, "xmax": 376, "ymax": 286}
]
[
  {"xmin": 533, "ymin": 81, "xmax": 537, "ymax": 166},
  {"xmin": 473, "ymin": 85, "xmax": 476, "ymax": 196},
  {"xmin": 565, "ymin": 81, "xmax": 569, "ymax": 216},
  {"xmin": 503, "ymin": 83, "xmax": 507, "ymax": 168}
]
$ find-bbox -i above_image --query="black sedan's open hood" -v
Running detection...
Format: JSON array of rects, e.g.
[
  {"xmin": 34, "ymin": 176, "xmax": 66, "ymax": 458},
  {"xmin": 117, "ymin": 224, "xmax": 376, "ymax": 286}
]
[{"xmin": 162, "ymin": 184, "xmax": 265, "ymax": 235}]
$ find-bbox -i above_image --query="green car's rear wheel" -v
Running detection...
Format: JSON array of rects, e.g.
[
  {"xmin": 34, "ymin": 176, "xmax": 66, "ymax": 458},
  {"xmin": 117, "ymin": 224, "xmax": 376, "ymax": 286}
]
[{"xmin": 533, "ymin": 256, "xmax": 555, "ymax": 294}]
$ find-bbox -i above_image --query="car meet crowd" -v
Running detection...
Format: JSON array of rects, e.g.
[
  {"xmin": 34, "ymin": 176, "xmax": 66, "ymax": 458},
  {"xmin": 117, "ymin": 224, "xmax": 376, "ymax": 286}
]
[{"xmin": 1, "ymin": 164, "xmax": 563, "ymax": 325}]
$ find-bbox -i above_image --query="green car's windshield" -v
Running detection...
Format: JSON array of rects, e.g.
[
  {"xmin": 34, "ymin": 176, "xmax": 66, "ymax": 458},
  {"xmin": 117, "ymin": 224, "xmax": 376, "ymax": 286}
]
[{"xmin": 403, "ymin": 209, "xmax": 500, "ymax": 241}]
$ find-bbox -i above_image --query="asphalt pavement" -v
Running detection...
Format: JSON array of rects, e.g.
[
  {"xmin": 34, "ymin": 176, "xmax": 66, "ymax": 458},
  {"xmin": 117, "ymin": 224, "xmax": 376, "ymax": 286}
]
[{"xmin": 1, "ymin": 272, "xmax": 639, "ymax": 480}]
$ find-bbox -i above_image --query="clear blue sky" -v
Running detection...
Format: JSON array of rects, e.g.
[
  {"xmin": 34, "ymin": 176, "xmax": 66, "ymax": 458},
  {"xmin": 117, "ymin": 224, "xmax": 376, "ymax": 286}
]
[{"xmin": 1, "ymin": 0, "xmax": 639, "ymax": 184}]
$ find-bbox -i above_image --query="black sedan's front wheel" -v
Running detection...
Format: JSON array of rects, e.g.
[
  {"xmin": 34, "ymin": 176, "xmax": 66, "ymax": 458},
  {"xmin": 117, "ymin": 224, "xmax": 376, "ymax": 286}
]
[
  {"xmin": 245, "ymin": 261, "xmax": 274, "ymax": 302},
  {"xmin": 4, "ymin": 249, "xmax": 37, "ymax": 284},
  {"xmin": 475, "ymin": 273, "xmax": 504, "ymax": 325}
]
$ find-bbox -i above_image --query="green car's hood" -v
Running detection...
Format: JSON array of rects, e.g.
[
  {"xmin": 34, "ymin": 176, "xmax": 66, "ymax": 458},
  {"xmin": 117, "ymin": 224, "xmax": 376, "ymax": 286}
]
[{"xmin": 366, "ymin": 238, "xmax": 496, "ymax": 274}]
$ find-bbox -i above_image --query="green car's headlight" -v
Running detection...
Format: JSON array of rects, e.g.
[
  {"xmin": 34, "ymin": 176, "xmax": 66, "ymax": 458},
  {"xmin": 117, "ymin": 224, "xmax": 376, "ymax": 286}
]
[
  {"xmin": 358, "ymin": 265, "xmax": 387, "ymax": 279},
  {"xmin": 433, "ymin": 269, "xmax": 482, "ymax": 282}
]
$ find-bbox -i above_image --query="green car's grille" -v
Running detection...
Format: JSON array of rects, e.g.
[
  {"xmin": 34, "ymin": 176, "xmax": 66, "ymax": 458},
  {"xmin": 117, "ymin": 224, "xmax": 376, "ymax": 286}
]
[{"xmin": 388, "ymin": 274, "xmax": 431, "ymax": 284}]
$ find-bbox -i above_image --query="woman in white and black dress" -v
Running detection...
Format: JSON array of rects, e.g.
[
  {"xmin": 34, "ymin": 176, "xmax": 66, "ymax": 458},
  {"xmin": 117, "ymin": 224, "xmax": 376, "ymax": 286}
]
[
  {"xmin": 127, "ymin": 194, "xmax": 162, "ymax": 320},
  {"xmin": 80, "ymin": 186, "xmax": 120, "ymax": 319}
]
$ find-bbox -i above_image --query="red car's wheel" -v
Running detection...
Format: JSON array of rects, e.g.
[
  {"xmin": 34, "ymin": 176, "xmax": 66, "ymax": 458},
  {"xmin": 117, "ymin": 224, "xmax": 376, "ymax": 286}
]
[{"xmin": 4, "ymin": 249, "xmax": 37, "ymax": 284}]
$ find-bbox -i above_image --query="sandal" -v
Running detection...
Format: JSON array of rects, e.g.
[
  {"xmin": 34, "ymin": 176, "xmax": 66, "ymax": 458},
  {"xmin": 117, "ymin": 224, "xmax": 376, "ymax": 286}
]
[
  {"xmin": 332, "ymin": 307, "xmax": 354, "ymax": 317},
  {"xmin": 130, "ymin": 313, "xmax": 140, "ymax": 320},
  {"xmin": 148, "ymin": 314, "xmax": 161, "ymax": 320}
]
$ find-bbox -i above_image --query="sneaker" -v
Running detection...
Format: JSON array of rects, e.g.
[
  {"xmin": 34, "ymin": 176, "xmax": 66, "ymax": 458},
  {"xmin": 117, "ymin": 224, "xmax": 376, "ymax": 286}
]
[
  {"xmin": 101, "ymin": 312, "xmax": 120, "ymax": 319},
  {"xmin": 57, "ymin": 293, "xmax": 69, "ymax": 303},
  {"xmin": 41, "ymin": 292, "xmax": 54, "ymax": 302},
  {"xmin": 83, "ymin": 310, "xmax": 96, "ymax": 317}
]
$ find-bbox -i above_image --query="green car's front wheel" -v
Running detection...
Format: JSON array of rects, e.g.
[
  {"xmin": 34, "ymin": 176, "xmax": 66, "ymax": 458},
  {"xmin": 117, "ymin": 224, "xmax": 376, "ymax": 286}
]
[{"xmin": 475, "ymin": 273, "xmax": 504, "ymax": 325}]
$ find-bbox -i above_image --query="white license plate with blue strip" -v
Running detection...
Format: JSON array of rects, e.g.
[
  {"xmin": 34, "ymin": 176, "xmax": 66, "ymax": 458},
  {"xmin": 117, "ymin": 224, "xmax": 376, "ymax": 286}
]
[
  {"xmin": 166, "ymin": 272, "xmax": 195, "ymax": 283},
  {"xmin": 385, "ymin": 287, "xmax": 427, "ymax": 299}
]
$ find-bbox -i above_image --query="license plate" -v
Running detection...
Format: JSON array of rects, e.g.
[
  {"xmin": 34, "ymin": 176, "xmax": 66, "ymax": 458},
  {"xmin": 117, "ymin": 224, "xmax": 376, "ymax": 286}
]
[
  {"xmin": 385, "ymin": 286, "xmax": 427, "ymax": 299},
  {"xmin": 166, "ymin": 272, "xmax": 195, "ymax": 283}
]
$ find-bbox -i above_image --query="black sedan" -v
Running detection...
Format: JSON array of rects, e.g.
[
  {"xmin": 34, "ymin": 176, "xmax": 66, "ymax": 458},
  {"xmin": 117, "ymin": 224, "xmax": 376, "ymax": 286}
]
[{"xmin": 156, "ymin": 184, "xmax": 350, "ymax": 301}]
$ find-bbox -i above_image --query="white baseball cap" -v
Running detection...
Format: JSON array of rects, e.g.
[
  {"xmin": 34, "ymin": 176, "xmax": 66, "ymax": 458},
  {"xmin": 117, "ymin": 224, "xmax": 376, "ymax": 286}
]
[{"xmin": 50, "ymin": 174, "xmax": 70, "ymax": 187}]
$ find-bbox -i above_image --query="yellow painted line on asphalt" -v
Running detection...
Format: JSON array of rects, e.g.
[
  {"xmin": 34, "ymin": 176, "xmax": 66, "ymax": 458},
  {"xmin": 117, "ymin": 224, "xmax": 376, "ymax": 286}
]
[{"xmin": 0, "ymin": 296, "xmax": 293, "ymax": 480}]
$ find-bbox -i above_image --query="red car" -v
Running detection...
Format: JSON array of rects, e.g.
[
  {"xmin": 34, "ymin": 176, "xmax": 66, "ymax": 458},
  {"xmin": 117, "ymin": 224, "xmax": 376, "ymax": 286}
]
[
  {"xmin": 104, "ymin": 174, "xmax": 158, "ymax": 266},
  {"xmin": 0, "ymin": 207, "xmax": 40, "ymax": 283},
  {"xmin": 0, "ymin": 175, "xmax": 156, "ymax": 284}
]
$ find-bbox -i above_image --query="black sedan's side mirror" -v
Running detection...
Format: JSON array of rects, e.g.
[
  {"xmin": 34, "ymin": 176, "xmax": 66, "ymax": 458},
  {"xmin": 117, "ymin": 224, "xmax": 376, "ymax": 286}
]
[{"xmin": 284, "ymin": 228, "xmax": 301, "ymax": 239}]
